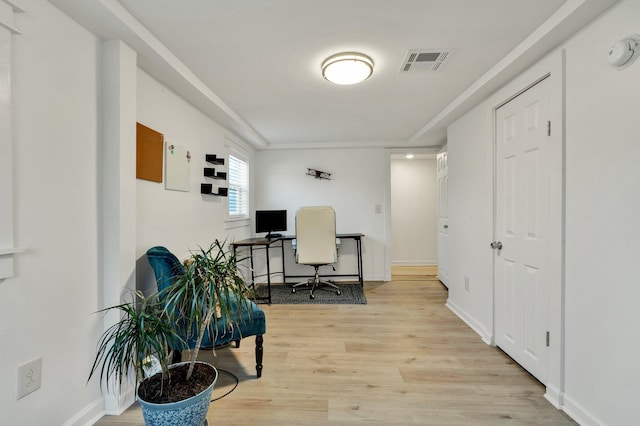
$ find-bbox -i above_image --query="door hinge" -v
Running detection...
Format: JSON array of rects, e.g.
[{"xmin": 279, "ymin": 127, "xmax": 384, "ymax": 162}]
[
  {"xmin": 547, "ymin": 121, "xmax": 551, "ymax": 136},
  {"xmin": 546, "ymin": 331, "xmax": 550, "ymax": 347}
]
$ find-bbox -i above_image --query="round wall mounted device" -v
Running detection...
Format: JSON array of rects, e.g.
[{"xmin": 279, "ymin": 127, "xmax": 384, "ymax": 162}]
[{"xmin": 607, "ymin": 34, "xmax": 640, "ymax": 70}]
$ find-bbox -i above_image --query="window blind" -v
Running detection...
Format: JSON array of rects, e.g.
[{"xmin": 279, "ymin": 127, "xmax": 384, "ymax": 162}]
[{"xmin": 228, "ymin": 154, "xmax": 249, "ymax": 218}]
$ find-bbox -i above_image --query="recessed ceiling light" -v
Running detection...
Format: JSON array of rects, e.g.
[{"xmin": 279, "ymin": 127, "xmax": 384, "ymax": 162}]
[
  {"xmin": 322, "ymin": 52, "xmax": 373, "ymax": 85},
  {"xmin": 406, "ymin": 154, "xmax": 414, "ymax": 159}
]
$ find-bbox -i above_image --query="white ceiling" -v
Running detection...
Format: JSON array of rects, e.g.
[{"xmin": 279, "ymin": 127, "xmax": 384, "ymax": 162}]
[{"xmin": 48, "ymin": 0, "xmax": 618, "ymax": 150}]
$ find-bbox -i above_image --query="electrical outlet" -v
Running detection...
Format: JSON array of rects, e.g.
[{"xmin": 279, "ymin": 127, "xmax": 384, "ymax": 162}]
[
  {"xmin": 374, "ymin": 204, "xmax": 382, "ymax": 214},
  {"xmin": 464, "ymin": 276, "xmax": 470, "ymax": 292},
  {"xmin": 17, "ymin": 357, "xmax": 42, "ymax": 399}
]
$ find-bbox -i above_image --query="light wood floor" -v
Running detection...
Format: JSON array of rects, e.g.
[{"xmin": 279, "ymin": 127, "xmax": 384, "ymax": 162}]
[
  {"xmin": 95, "ymin": 279, "xmax": 575, "ymax": 425},
  {"xmin": 391, "ymin": 265, "xmax": 438, "ymax": 281}
]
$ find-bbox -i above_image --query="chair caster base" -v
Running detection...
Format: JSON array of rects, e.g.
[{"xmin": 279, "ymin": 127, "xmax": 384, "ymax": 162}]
[
  {"xmin": 310, "ymin": 293, "xmax": 315, "ymax": 299},
  {"xmin": 336, "ymin": 290, "xmax": 341, "ymax": 295}
]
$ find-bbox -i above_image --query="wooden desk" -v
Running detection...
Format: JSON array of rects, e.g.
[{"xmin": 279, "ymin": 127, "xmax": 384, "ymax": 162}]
[{"xmin": 231, "ymin": 233, "xmax": 364, "ymax": 304}]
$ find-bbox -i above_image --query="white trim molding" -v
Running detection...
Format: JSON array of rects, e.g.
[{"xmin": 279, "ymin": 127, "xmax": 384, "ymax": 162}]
[
  {"xmin": 0, "ymin": 1, "xmax": 23, "ymax": 280},
  {"xmin": 562, "ymin": 394, "xmax": 604, "ymax": 426}
]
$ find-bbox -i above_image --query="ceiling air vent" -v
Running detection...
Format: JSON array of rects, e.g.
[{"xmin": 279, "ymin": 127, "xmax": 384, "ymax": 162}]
[{"xmin": 400, "ymin": 49, "xmax": 453, "ymax": 73}]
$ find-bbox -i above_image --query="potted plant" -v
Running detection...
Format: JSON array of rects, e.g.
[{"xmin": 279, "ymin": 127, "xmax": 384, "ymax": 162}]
[{"xmin": 89, "ymin": 240, "xmax": 251, "ymax": 426}]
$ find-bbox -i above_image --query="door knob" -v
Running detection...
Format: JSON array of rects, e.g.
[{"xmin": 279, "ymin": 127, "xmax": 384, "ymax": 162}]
[
  {"xmin": 490, "ymin": 241, "xmax": 503, "ymax": 250},
  {"xmin": 443, "ymin": 225, "xmax": 448, "ymax": 229}
]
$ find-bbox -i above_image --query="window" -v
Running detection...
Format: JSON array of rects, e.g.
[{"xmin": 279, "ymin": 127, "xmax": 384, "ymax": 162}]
[{"xmin": 228, "ymin": 154, "xmax": 249, "ymax": 218}]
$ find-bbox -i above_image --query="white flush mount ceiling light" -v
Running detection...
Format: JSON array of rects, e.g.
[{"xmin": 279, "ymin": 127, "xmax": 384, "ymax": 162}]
[{"xmin": 322, "ymin": 52, "xmax": 374, "ymax": 85}]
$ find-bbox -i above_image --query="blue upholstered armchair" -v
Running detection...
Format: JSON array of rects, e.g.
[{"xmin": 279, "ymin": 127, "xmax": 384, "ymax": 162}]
[{"xmin": 146, "ymin": 246, "xmax": 266, "ymax": 378}]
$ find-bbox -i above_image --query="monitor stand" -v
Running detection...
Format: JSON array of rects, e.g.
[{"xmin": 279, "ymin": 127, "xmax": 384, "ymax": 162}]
[{"xmin": 266, "ymin": 232, "xmax": 282, "ymax": 239}]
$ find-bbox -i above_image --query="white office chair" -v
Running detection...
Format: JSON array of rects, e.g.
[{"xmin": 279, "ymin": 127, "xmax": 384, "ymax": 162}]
[{"xmin": 291, "ymin": 206, "xmax": 342, "ymax": 299}]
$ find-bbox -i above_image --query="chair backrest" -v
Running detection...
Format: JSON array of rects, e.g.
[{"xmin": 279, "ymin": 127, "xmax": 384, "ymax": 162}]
[
  {"xmin": 295, "ymin": 206, "xmax": 337, "ymax": 265},
  {"xmin": 146, "ymin": 246, "xmax": 186, "ymax": 292}
]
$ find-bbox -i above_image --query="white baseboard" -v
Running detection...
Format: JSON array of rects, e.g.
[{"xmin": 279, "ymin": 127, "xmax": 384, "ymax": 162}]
[
  {"xmin": 544, "ymin": 384, "xmax": 563, "ymax": 409},
  {"xmin": 436, "ymin": 274, "xmax": 448, "ymax": 287},
  {"xmin": 562, "ymin": 394, "xmax": 604, "ymax": 426},
  {"xmin": 62, "ymin": 397, "xmax": 104, "ymax": 426},
  {"xmin": 104, "ymin": 386, "xmax": 136, "ymax": 416},
  {"xmin": 391, "ymin": 260, "xmax": 438, "ymax": 266},
  {"xmin": 446, "ymin": 299, "xmax": 593, "ymax": 425},
  {"xmin": 363, "ymin": 275, "xmax": 386, "ymax": 282},
  {"xmin": 446, "ymin": 298, "xmax": 492, "ymax": 344}
]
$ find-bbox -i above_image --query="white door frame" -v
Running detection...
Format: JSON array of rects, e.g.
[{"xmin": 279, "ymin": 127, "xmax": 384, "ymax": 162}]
[
  {"xmin": 384, "ymin": 147, "xmax": 440, "ymax": 282},
  {"xmin": 491, "ymin": 53, "xmax": 565, "ymax": 408},
  {"xmin": 436, "ymin": 147, "xmax": 449, "ymax": 287}
]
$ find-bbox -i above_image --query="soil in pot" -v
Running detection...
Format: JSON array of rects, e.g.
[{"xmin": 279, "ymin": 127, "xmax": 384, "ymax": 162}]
[{"xmin": 138, "ymin": 363, "xmax": 217, "ymax": 404}]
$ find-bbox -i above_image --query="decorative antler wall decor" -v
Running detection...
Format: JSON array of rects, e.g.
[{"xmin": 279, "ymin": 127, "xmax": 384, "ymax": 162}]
[{"xmin": 306, "ymin": 168, "xmax": 331, "ymax": 180}]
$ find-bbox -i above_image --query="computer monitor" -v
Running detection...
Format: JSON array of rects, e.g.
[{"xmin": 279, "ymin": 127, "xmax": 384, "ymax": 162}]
[{"xmin": 255, "ymin": 210, "xmax": 287, "ymax": 238}]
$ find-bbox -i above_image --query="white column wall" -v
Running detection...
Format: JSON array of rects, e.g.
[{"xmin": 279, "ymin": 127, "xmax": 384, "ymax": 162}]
[{"xmin": 100, "ymin": 38, "xmax": 138, "ymax": 415}]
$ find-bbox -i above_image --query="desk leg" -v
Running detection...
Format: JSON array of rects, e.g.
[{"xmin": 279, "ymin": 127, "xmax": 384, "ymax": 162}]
[
  {"xmin": 233, "ymin": 245, "xmax": 252, "ymax": 287},
  {"xmin": 356, "ymin": 237, "xmax": 363, "ymax": 286},
  {"xmin": 249, "ymin": 246, "xmax": 256, "ymax": 289},
  {"xmin": 255, "ymin": 335, "xmax": 263, "ymax": 378},
  {"xmin": 280, "ymin": 241, "xmax": 286, "ymax": 285},
  {"xmin": 265, "ymin": 244, "xmax": 272, "ymax": 304}
]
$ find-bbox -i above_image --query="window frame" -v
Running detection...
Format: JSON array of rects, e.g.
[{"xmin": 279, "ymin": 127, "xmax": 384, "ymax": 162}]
[{"xmin": 227, "ymin": 151, "xmax": 250, "ymax": 220}]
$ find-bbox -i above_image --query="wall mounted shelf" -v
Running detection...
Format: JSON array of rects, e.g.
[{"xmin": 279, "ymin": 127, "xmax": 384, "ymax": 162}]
[
  {"xmin": 205, "ymin": 154, "xmax": 224, "ymax": 165},
  {"xmin": 202, "ymin": 154, "xmax": 228, "ymax": 196},
  {"xmin": 204, "ymin": 168, "xmax": 227, "ymax": 180},
  {"xmin": 201, "ymin": 183, "xmax": 228, "ymax": 197}
]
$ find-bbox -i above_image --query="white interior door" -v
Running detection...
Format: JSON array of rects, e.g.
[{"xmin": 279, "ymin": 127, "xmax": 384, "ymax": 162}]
[
  {"xmin": 436, "ymin": 151, "xmax": 449, "ymax": 287},
  {"xmin": 494, "ymin": 78, "xmax": 551, "ymax": 383}
]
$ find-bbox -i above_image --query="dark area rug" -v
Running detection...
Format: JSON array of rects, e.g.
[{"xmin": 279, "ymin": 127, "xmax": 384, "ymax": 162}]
[{"xmin": 255, "ymin": 283, "xmax": 367, "ymax": 304}]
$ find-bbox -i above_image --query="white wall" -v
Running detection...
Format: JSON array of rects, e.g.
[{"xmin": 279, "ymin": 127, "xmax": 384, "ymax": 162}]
[
  {"xmin": 135, "ymin": 68, "xmax": 254, "ymax": 293},
  {"xmin": 390, "ymin": 158, "xmax": 438, "ymax": 265},
  {"xmin": 445, "ymin": 1, "xmax": 640, "ymax": 424},
  {"xmin": 0, "ymin": 1, "xmax": 104, "ymax": 425},
  {"xmin": 254, "ymin": 148, "xmax": 388, "ymax": 281},
  {"xmin": 446, "ymin": 37, "xmax": 567, "ymax": 408},
  {"xmin": 5, "ymin": 1, "xmax": 637, "ymax": 424},
  {"xmin": 1, "ymin": 4, "xmax": 258, "ymax": 424},
  {"xmin": 562, "ymin": 1, "xmax": 640, "ymax": 423},
  {"xmin": 446, "ymin": 107, "xmax": 494, "ymax": 339},
  {"xmin": 135, "ymin": 68, "xmax": 254, "ymax": 256}
]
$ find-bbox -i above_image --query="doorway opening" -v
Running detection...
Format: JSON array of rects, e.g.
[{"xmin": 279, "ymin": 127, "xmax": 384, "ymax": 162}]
[{"xmin": 389, "ymin": 153, "xmax": 439, "ymax": 281}]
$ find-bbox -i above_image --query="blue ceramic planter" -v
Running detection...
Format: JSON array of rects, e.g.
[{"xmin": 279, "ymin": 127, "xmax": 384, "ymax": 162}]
[{"xmin": 138, "ymin": 362, "xmax": 217, "ymax": 426}]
